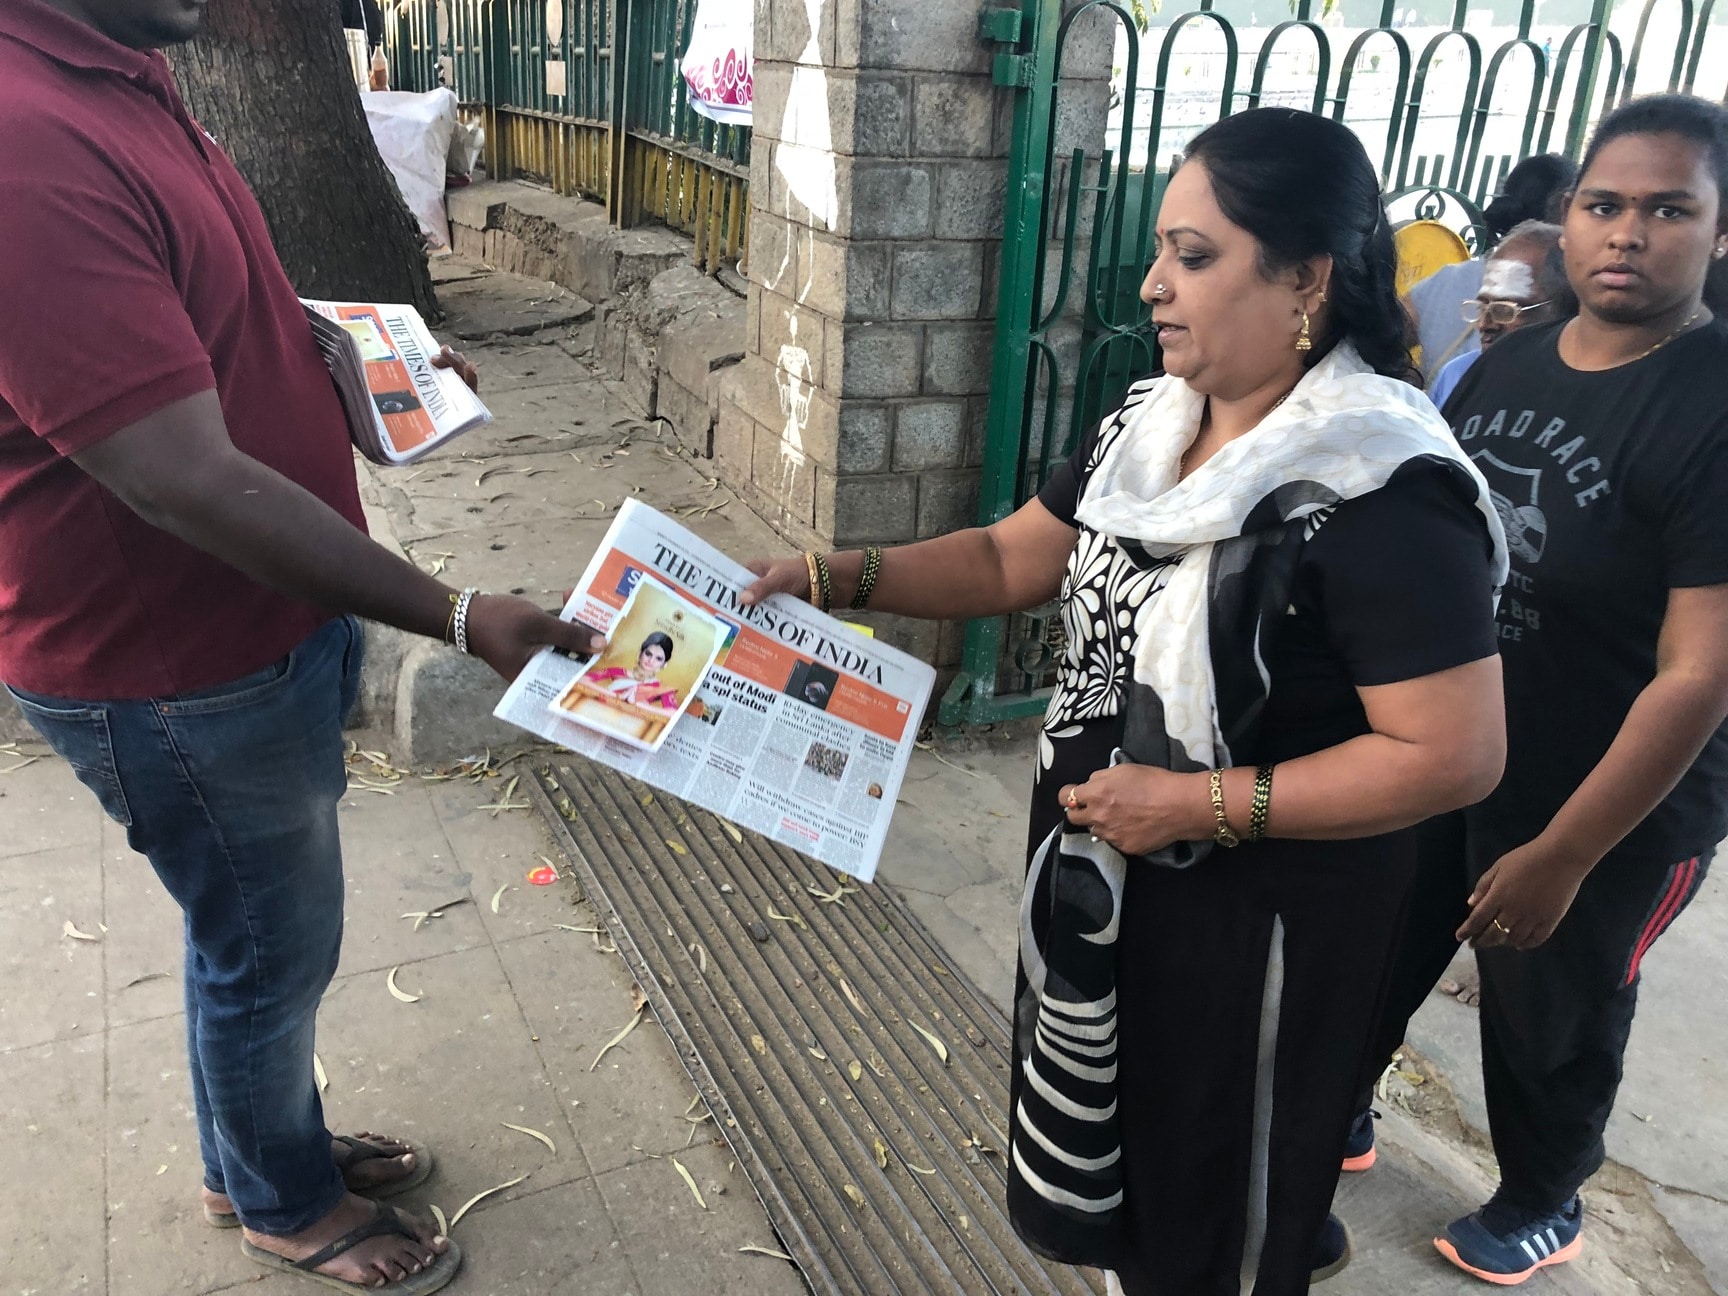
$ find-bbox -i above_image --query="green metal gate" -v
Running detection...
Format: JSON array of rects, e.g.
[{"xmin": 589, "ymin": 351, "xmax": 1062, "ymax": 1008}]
[
  {"xmin": 941, "ymin": 0, "xmax": 1727, "ymax": 727},
  {"xmin": 385, "ymin": 0, "xmax": 751, "ymax": 271}
]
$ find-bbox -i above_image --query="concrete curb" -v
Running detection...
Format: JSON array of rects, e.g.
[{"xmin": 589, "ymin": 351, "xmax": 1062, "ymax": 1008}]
[{"xmin": 447, "ymin": 179, "xmax": 747, "ymax": 460}]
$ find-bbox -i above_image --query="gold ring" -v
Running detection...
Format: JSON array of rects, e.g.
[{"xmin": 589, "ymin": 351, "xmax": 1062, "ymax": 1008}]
[
  {"xmin": 1492, "ymin": 918, "xmax": 1512, "ymax": 935},
  {"xmin": 1065, "ymin": 788, "xmax": 1079, "ymax": 809}
]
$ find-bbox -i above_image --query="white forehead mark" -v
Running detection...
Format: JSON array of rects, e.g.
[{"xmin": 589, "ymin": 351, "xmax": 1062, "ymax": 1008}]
[{"xmin": 1482, "ymin": 259, "xmax": 1537, "ymax": 300}]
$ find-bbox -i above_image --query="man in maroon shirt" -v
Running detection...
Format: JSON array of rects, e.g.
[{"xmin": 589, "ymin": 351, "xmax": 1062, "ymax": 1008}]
[{"xmin": 0, "ymin": 1, "xmax": 600, "ymax": 1290}]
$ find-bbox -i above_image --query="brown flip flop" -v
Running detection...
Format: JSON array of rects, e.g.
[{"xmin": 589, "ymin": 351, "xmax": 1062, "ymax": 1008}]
[
  {"xmin": 240, "ymin": 1200, "xmax": 462, "ymax": 1294},
  {"xmin": 205, "ymin": 1134, "xmax": 435, "ymax": 1228}
]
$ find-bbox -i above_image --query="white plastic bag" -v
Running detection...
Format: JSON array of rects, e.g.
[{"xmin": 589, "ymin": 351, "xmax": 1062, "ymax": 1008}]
[
  {"xmin": 447, "ymin": 118, "xmax": 485, "ymax": 180},
  {"xmin": 361, "ymin": 88, "xmax": 458, "ymax": 250},
  {"xmin": 680, "ymin": 0, "xmax": 752, "ymax": 126}
]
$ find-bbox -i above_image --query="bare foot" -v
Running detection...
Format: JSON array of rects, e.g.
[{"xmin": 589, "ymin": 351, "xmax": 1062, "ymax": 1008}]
[
  {"xmin": 204, "ymin": 1133, "xmax": 418, "ymax": 1219},
  {"xmin": 243, "ymin": 1192, "xmax": 447, "ymax": 1289},
  {"xmin": 1439, "ymin": 965, "xmax": 1481, "ymax": 1007}
]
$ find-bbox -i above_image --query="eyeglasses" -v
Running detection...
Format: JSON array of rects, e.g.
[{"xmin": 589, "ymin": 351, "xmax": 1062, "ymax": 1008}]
[{"xmin": 1461, "ymin": 298, "xmax": 1552, "ymax": 325}]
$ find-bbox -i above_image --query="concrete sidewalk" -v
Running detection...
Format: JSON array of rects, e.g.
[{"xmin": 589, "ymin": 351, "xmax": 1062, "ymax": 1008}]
[
  {"xmin": 0, "ymin": 751, "xmax": 809, "ymax": 1296},
  {"xmin": 6, "ymin": 730, "xmax": 1715, "ymax": 1295}
]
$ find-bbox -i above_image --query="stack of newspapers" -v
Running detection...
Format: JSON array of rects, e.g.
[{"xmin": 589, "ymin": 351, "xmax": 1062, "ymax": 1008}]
[{"xmin": 302, "ymin": 299, "xmax": 491, "ymax": 465}]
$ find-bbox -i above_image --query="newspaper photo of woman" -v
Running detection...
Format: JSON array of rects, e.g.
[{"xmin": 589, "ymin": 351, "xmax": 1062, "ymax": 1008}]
[
  {"xmin": 550, "ymin": 574, "xmax": 726, "ymax": 751},
  {"xmin": 586, "ymin": 632, "xmax": 681, "ymax": 710}
]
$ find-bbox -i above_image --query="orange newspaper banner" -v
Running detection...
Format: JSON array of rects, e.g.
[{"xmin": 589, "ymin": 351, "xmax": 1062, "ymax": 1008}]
[
  {"xmin": 301, "ymin": 299, "xmax": 491, "ymax": 465},
  {"xmin": 326, "ymin": 304, "xmax": 439, "ymax": 455}
]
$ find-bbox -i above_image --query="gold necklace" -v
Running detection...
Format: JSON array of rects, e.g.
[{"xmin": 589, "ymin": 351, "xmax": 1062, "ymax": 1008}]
[
  {"xmin": 1181, "ymin": 389, "xmax": 1294, "ymax": 478},
  {"xmin": 1633, "ymin": 308, "xmax": 1704, "ymax": 362}
]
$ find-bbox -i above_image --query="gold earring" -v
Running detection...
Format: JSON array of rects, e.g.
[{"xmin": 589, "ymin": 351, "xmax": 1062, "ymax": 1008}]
[{"xmin": 1296, "ymin": 311, "xmax": 1312, "ymax": 352}]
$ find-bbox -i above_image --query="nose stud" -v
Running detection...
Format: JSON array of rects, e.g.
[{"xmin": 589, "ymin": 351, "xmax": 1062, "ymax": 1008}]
[{"xmin": 1151, "ymin": 283, "xmax": 1168, "ymax": 301}]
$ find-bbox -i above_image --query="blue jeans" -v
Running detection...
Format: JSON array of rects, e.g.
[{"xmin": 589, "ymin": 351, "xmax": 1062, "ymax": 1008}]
[{"xmin": 8, "ymin": 616, "xmax": 363, "ymax": 1235}]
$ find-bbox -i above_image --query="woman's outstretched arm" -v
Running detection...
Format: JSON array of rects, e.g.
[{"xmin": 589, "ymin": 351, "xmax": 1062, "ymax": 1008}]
[{"xmin": 740, "ymin": 497, "xmax": 1079, "ymax": 620}]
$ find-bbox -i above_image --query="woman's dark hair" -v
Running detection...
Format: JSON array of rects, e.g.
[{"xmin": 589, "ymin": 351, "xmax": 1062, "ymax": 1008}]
[
  {"xmin": 1483, "ymin": 154, "xmax": 1577, "ymax": 244},
  {"xmin": 639, "ymin": 631, "xmax": 674, "ymax": 664},
  {"xmin": 1577, "ymin": 94, "xmax": 1728, "ymax": 311},
  {"xmin": 1182, "ymin": 108, "xmax": 1419, "ymax": 385}
]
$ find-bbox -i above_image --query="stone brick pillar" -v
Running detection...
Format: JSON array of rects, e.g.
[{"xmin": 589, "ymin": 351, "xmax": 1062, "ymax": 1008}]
[{"xmin": 715, "ymin": 0, "xmax": 1112, "ymax": 665}]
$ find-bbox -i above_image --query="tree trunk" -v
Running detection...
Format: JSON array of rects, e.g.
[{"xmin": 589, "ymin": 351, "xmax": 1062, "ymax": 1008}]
[{"xmin": 168, "ymin": 0, "xmax": 438, "ymax": 318}]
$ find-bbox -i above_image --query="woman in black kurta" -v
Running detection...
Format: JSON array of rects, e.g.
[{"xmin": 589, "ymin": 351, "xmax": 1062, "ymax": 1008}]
[
  {"xmin": 1023, "ymin": 418, "xmax": 1496, "ymax": 1293},
  {"xmin": 742, "ymin": 109, "xmax": 1506, "ymax": 1294}
]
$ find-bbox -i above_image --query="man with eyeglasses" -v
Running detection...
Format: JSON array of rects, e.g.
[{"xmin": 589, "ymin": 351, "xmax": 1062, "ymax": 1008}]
[{"xmin": 1432, "ymin": 222, "xmax": 1577, "ymax": 408}]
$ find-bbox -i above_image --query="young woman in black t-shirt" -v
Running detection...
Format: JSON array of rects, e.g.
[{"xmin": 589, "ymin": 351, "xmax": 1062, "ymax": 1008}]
[
  {"xmin": 742, "ymin": 110, "xmax": 1507, "ymax": 1294},
  {"xmin": 1360, "ymin": 94, "xmax": 1728, "ymax": 1285}
]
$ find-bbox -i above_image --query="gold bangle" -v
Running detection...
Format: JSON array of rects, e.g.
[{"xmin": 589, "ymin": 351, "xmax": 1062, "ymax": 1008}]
[
  {"xmin": 1210, "ymin": 769, "xmax": 1240, "ymax": 848},
  {"xmin": 803, "ymin": 552, "xmax": 821, "ymax": 608}
]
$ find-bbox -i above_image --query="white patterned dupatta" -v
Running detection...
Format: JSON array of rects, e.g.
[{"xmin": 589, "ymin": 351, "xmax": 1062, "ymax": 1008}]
[
  {"xmin": 1075, "ymin": 340, "xmax": 1507, "ymax": 773},
  {"xmin": 1005, "ymin": 343, "xmax": 1508, "ymax": 1267}
]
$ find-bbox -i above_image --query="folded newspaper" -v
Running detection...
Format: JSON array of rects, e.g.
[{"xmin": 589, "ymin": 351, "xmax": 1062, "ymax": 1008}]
[
  {"xmin": 302, "ymin": 299, "xmax": 491, "ymax": 465},
  {"xmin": 495, "ymin": 500, "xmax": 937, "ymax": 882}
]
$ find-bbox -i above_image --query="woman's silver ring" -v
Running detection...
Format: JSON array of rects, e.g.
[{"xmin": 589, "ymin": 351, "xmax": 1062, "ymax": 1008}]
[{"xmin": 1492, "ymin": 918, "xmax": 1512, "ymax": 935}]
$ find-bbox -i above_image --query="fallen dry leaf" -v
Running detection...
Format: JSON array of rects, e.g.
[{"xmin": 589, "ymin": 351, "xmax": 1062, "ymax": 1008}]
[
  {"xmin": 873, "ymin": 1138, "xmax": 889, "ymax": 1170},
  {"xmin": 910, "ymin": 1022, "xmax": 949, "ymax": 1066},
  {"xmin": 664, "ymin": 838, "xmax": 688, "ymax": 857},
  {"xmin": 630, "ymin": 985, "xmax": 649, "ymax": 1014},
  {"xmin": 718, "ymin": 818, "xmax": 743, "ymax": 844},
  {"xmin": 739, "ymin": 1245, "xmax": 794, "ymax": 1261},
  {"xmin": 848, "ymin": 1061, "xmax": 863, "ymax": 1082},
  {"xmin": 671, "ymin": 1157, "xmax": 708, "ymax": 1210},
  {"xmin": 766, "ymin": 906, "xmax": 807, "ymax": 930},
  {"xmin": 501, "ymin": 1122, "xmax": 557, "ymax": 1154},
  {"xmin": 490, "ymin": 884, "xmax": 510, "ymax": 914},
  {"xmin": 590, "ymin": 1007, "xmax": 644, "ymax": 1071},
  {"xmin": 751, "ymin": 1034, "xmax": 767, "ymax": 1055},
  {"xmin": 840, "ymin": 979, "xmax": 867, "ymax": 1015},
  {"xmin": 447, "ymin": 1174, "xmax": 530, "ymax": 1230},
  {"xmin": 843, "ymin": 1184, "xmax": 866, "ymax": 1209},
  {"xmin": 907, "ymin": 1162, "xmax": 936, "ymax": 1175},
  {"xmin": 914, "ymin": 741, "xmax": 985, "ymax": 780},
  {"xmin": 386, "ymin": 967, "xmax": 422, "ymax": 1003},
  {"xmin": 62, "ymin": 920, "xmax": 101, "ymax": 943},
  {"xmin": 429, "ymin": 1204, "xmax": 448, "ymax": 1236},
  {"xmin": 313, "ymin": 1053, "xmax": 329, "ymax": 1094}
]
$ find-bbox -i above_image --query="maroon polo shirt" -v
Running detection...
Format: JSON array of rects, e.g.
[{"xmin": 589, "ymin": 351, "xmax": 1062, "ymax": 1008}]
[{"xmin": 0, "ymin": 0, "xmax": 368, "ymax": 699}]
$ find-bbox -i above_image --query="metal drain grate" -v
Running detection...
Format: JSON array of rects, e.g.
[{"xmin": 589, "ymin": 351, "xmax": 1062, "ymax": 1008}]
[{"xmin": 527, "ymin": 758, "xmax": 1104, "ymax": 1296}]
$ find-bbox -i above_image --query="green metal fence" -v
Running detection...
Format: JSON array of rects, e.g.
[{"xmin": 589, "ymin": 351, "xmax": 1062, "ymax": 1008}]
[
  {"xmin": 385, "ymin": 0, "xmax": 751, "ymax": 270},
  {"xmin": 939, "ymin": 0, "xmax": 1728, "ymax": 727}
]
